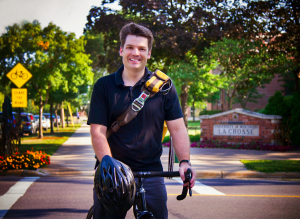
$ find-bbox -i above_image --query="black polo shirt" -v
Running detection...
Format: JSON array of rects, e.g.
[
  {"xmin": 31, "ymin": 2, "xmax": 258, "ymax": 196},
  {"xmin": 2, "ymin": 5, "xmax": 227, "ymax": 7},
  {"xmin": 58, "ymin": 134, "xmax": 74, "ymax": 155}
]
[{"xmin": 87, "ymin": 65, "xmax": 183, "ymax": 171}]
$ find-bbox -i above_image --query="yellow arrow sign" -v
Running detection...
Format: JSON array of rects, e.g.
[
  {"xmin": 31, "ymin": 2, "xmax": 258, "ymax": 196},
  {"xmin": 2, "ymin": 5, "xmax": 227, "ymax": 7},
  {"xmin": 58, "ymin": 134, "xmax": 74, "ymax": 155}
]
[
  {"xmin": 12, "ymin": 88, "xmax": 27, "ymax": 107},
  {"xmin": 6, "ymin": 63, "xmax": 32, "ymax": 88}
]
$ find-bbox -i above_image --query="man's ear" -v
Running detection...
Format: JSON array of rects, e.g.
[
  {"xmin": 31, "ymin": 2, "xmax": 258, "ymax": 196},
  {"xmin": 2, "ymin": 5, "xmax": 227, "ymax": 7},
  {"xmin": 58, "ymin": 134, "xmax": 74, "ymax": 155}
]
[
  {"xmin": 119, "ymin": 47, "xmax": 123, "ymax": 56},
  {"xmin": 147, "ymin": 50, "xmax": 151, "ymax": 59}
]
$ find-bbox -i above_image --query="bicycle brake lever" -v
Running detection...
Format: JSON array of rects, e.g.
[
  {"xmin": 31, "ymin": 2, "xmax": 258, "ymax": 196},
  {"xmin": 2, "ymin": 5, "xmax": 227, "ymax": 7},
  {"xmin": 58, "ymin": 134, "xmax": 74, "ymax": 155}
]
[
  {"xmin": 186, "ymin": 169, "xmax": 192, "ymax": 197},
  {"xmin": 176, "ymin": 169, "xmax": 192, "ymax": 201}
]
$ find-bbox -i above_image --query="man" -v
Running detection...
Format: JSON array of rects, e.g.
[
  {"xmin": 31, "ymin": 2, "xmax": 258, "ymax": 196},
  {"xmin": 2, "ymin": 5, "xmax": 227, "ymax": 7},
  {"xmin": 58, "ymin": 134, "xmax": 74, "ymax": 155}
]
[{"xmin": 88, "ymin": 22, "xmax": 196, "ymax": 218}]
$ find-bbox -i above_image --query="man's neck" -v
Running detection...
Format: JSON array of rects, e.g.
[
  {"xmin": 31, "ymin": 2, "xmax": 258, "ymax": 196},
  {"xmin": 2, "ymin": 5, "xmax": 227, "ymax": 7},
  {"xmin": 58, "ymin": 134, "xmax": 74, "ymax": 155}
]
[{"xmin": 122, "ymin": 67, "xmax": 145, "ymax": 87}]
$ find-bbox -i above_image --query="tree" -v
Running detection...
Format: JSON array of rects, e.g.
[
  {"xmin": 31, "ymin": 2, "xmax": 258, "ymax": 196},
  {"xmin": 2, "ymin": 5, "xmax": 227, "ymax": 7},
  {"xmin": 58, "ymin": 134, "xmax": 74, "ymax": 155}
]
[
  {"xmin": 84, "ymin": 30, "xmax": 107, "ymax": 108},
  {"xmin": 233, "ymin": 82, "xmax": 264, "ymax": 109},
  {"xmin": 227, "ymin": 0, "xmax": 300, "ymax": 91},
  {"xmin": 168, "ymin": 52, "xmax": 223, "ymax": 126},
  {"xmin": 85, "ymin": 1, "xmax": 233, "ymax": 123},
  {"xmin": 0, "ymin": 21, "xmax": 93, "ymax": 138},
  {"xmin": 204, "ymin": 38, "xmax": 286, "ymax": 110},
  {"xmin": 84, "ymin": 31, "xmax": 105, "ymax": 72},
  {"xmin": 84, "ymin": 1, "xmax": 239, "ymax": 71}
]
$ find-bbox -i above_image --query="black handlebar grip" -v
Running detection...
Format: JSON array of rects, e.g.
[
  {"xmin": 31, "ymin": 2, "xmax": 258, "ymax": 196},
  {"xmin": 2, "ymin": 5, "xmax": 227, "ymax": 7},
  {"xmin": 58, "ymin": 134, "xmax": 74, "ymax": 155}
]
[{"xmin": 176, "ymin": 168, "xmax": 192, "ymax": 201}]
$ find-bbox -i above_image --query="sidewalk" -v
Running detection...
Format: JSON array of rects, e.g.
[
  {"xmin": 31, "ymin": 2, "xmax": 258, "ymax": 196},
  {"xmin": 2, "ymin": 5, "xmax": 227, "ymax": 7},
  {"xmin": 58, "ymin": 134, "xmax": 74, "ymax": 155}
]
[{"xmin": 1, "ymin": 123, "xmax": 300, "ymax": 179}]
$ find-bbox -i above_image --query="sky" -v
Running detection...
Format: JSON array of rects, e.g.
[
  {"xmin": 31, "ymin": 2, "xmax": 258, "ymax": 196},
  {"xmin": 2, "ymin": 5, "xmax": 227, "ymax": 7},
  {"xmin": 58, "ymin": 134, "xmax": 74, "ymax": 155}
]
[{"xmin": 0, "ymin": 0, "xmax": 121, "ymax": 38}]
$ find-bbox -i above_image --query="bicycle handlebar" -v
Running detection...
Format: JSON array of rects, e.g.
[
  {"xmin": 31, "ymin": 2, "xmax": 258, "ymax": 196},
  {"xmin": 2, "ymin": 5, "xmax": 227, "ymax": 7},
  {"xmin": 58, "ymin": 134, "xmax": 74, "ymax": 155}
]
[
  {"xmin": 132, "ymin": 169, "xmax": 192, "ymax": 201},
  {"xmin": 133, "ymin": 171, "xmax": 180, "ymax": 178}
]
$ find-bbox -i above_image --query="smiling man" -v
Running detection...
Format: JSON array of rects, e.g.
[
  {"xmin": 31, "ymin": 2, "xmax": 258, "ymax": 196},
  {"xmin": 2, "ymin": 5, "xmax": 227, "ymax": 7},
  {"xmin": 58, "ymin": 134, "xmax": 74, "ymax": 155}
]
[{"xmin": 88, "ymin": 22, "xmax": 196, "ymax": 219}]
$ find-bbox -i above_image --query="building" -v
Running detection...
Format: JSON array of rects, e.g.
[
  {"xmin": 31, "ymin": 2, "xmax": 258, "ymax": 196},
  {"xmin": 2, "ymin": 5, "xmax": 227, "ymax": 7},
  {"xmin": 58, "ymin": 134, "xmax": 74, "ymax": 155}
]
[{"xmin": 206, "ymin": 73, "xmax": 285, "ymax": 111}]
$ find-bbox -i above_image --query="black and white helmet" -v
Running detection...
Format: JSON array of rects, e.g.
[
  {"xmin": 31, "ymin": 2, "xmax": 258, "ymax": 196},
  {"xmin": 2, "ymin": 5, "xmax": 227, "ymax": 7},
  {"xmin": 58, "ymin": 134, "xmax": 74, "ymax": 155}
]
[{"xmin": 94, "ymin": 155, "xmax": 136, "ymax": 214}]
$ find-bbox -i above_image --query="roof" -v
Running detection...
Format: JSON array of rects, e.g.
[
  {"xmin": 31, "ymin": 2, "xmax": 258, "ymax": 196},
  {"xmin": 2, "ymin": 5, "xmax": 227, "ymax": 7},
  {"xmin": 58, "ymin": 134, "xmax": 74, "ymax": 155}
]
[{"xmin": 199, "ymin": 108, "xmax": 282, "ymax": 120}]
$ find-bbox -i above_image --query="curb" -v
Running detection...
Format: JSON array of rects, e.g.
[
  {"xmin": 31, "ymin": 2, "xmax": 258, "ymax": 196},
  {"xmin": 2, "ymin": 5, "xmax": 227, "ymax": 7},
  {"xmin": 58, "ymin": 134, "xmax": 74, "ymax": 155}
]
[
  {"xmin": 0, "ymin": 169, "xmax": 49, "ymax": 177},
  {"xmin": 2, "ymin": 169, "xmax": 300, "ymax": 179},
  {"xmin": 196, "ymin": 170, "xmax": 300, "ymax": 179}
]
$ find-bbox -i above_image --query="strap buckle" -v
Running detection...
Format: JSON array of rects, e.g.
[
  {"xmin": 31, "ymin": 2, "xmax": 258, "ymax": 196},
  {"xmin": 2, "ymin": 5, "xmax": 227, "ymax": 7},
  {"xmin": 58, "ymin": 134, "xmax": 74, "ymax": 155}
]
[
  {"xmin": 132, "ymin": 91, "xmax": 150, "ymax": 112},
  {"xmin": 160, "ymin": 79, "xmax": 172, "ymax": 95}
]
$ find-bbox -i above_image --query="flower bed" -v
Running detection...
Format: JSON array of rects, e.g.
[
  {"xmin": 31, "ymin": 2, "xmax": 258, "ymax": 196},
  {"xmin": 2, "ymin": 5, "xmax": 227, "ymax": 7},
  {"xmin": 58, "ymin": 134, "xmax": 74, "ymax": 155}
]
[
  {"xmin": 162, "ymin": 137, "xmax": 295, "ymax": 152},
  {"xmin": 0, "ymin": 148, "xmax": 50, "ymax": 170}
]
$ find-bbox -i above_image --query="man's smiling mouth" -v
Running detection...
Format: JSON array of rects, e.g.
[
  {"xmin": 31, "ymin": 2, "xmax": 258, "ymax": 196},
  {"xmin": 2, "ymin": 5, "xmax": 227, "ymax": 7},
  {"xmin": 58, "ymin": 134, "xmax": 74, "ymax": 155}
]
[{"xmin": 130, "ymin": 59, "xmax": 140, "ymax": 61}]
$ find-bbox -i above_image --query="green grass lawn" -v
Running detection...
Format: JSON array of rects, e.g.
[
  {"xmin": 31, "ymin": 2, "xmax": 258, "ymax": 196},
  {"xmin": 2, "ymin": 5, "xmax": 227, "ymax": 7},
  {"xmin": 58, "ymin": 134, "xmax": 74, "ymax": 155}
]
[
  {"xmin": 187, "ymin": 121, "xmax": 200, "ymax": 127},
  {"xmin": 17, "ymin": 123, "xmax": 82, "ymax": 155},
  {"xmin": 241, "ymin": 160, "xmax": 300, "ymax": 173},
  {"xmin": 162, "ymin": 120, "xmax": 201, "ymax": 143}
]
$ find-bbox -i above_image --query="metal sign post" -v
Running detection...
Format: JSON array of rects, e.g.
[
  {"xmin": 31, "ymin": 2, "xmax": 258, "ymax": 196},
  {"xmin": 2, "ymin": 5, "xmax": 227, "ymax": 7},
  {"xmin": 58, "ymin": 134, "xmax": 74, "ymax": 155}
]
[{"xmin": 6, "ymin": 63, "xmax": 33, "ymax": 145}]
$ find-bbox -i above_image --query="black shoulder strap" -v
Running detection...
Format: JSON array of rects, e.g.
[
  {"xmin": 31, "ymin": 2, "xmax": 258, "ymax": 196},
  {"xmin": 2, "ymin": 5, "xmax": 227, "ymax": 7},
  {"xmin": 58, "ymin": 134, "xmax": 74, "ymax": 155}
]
[{"xmin": 106, "ymin": 70, "xmax": 171, "ymax": 138}]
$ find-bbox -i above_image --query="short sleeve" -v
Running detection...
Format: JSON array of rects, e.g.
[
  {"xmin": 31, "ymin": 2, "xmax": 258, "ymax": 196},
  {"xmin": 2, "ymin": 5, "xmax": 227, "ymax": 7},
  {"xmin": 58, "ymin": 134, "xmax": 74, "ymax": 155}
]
[
  {"xmin": 164, "ymin": 85, "xmax": 183, "ymax": 121},
  {"xmin": 87, "ymin": 79, "xmax": 108, "ymax": 126}
]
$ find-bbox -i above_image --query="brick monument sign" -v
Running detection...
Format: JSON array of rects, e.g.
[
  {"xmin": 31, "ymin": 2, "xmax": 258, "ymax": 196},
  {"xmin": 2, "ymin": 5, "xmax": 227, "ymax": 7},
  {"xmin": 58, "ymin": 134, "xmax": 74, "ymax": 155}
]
[{"xmin": 199, "ymin": 109, "xmax": 282, "ymax": 145}]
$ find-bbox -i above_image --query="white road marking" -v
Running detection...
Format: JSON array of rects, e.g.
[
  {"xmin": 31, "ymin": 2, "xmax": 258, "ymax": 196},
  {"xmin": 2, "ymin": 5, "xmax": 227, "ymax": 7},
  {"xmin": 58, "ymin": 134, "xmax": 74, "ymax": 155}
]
[
  {"xmin": 172, "ymin": 177, "xmax": 225, "ymax": 196},
  {"xmin": 0, "ymin": 177, "xmax": 39, "ymax": 218}
]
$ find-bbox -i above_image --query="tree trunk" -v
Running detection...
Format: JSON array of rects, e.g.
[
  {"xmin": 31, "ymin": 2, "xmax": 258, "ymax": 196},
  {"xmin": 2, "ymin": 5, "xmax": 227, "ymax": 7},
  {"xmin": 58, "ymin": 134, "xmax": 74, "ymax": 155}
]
[
  {"xmin": 55, "ymin": 110, "xmax": 59, "ymax": 131},
  {"xmin": 50, "ymin": 102, "xmax": 54, "ymax": 134},
  {"xmin": 221, "ymin": 89, "xmax": 224, "ymax": 111},
  {"xmin": 66, "ymin": 109, "xmax": 69, "ymax": 127},
  {"xmin": 54, "ymin": 104, "xmax": 59, "ymax": 131},
  {"xmin": 38, "ymin": 98, "xmax": 43, "ymax": 139},
  {"xmin": 180, "ymin": 84, "xmax": 189, "ymax": 127},
  {"xmin": 228, "ymin": 97, "xmax": 233, "ymax": 110},
  {"xmin": 294, "ymin": 66, "xmax": 300, "ymax": 92},
  {"xmin": 241, "ymin": 98, "xmax": 247, "ymax": 109},
  {"xmin": 61, "ymin": 107, "xmax": 65, "ymax": 128}
]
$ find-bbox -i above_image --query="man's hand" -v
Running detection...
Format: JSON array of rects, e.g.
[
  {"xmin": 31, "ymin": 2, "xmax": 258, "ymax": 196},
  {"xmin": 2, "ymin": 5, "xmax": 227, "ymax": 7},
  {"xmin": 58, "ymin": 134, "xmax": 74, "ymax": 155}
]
[{"xmin": 179, "ymin": 162, "xmax": 196, "ymax": 188}]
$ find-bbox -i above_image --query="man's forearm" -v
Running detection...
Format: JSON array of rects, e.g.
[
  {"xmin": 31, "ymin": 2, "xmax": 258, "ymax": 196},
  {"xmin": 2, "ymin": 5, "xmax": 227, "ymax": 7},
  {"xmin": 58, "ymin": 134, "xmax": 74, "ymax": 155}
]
[
  {"xmin": 166, "ymin": 119, "xmax": 190, "ymax": 162},
  {"xmin": 90, "ymin": 124, "xmax": 112, "ymax": 161},
  {"xmin": 171, "ymin": 128, "xmax": 190, "ymax": 162}
]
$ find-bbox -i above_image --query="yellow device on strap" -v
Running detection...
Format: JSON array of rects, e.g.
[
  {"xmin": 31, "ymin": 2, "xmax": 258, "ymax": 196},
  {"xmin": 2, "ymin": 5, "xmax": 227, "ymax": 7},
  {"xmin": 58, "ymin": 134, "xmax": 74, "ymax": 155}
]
[
  {"xmin": 145, "ymin": 70, "xmax": 171, "ymax": 94},
  {"xmin": 162, "ymin": 121, "xmax": 168, "ymax": 142}
]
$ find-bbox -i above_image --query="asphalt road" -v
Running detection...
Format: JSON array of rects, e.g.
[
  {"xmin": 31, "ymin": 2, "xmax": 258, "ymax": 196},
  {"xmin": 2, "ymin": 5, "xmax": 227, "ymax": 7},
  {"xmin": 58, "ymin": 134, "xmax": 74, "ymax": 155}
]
[{"xmin": 1, "ymin": 176, "xmax": 300, "ymax": 219}]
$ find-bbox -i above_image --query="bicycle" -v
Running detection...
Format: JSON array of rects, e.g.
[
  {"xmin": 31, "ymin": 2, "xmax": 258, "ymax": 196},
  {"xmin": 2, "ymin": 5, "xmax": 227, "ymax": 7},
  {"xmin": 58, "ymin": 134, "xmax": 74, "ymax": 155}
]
[
  {"xmin": 86, "ymin": 169, "xmax": 192, "ymax": 219},
  {"xmin": 11, "ymin": 70, "xmax": 28, "ymax": 80}
]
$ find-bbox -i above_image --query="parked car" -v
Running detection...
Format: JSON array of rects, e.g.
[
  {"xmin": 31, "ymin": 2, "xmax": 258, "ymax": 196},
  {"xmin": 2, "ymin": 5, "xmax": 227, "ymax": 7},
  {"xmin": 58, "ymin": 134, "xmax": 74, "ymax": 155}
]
[
  {"xmin": 0, "ymin": 111, "xmax": 19, "ymax": 126},
  {"xmin": 0, "ymin": 111, "xmax": 22, "ymax": 135},
  {"xmin": 20, "ymin": 113, "xmax": 36, "ymax": 135},
  {"xmin": 43, "ymin": 113, "xmax": 60, "ymax": 125},
  {"xmin": 34, "ymin": 115, "xmax": 50, "ymax": 131}
]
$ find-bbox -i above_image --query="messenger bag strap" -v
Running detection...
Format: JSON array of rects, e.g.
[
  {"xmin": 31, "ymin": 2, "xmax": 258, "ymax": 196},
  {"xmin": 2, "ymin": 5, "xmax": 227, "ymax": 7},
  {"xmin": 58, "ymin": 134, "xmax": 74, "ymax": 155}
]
[{"xmin": 106, "ymin": 70, "xmax": 171, "ymax": 138}]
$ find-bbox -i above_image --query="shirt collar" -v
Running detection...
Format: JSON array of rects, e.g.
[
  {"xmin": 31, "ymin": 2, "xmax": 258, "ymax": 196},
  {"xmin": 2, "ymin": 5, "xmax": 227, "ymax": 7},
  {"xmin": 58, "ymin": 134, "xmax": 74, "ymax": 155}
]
[{"xmin": 115, "ymin": 65, "xmax": 152, "ymax": 87}]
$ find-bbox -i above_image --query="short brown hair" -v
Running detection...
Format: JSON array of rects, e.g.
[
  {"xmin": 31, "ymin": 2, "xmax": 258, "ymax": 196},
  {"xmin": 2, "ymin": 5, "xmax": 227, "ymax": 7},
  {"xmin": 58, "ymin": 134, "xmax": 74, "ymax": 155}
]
[{"xmin": 120, "ymin": 22, "xmax": 154, "ymax": 51}]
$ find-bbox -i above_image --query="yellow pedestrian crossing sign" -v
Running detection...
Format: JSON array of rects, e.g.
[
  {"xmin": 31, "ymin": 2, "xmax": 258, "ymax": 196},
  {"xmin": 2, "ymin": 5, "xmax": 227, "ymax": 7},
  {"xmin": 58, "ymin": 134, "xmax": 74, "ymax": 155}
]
[{"xmin": 6, "ymin": 63, "xmax": 32, "ymax": 88}]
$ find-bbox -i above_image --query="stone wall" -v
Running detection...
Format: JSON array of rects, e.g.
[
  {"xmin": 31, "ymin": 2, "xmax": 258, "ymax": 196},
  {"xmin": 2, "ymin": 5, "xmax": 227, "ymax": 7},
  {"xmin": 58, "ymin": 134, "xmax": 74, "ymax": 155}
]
[{"xmin": 200, "ymin": 109, "xmax": 282, "ymax": 145}]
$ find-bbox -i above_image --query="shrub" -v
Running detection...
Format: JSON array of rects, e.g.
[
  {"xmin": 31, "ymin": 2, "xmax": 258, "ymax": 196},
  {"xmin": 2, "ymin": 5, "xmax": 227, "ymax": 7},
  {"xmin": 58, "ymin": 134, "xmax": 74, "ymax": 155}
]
[
  {"xmin": 162, "ymin": 134, "xmax": 200, "ymax": 144},
  {"xmin": 162, "ymin": 138, "xmax": 295, "ymax": 151},
  {"xmin": 263, "ymin": 91, "xmax": 300, "ymax": 147},
  {"xmin": 289, "ymin": 92, "xmax": 300, "ymax": 147},
  {"xmin": 199, "ymin": 110, "xmax": 223, "ymax": 116},
  {"xmin": 264, "ymin": 91, "xmax": 290, "ymax": 117},
  {"xmin": 0, "ymin": 149, "xmax": 50, "ymax": 170}
]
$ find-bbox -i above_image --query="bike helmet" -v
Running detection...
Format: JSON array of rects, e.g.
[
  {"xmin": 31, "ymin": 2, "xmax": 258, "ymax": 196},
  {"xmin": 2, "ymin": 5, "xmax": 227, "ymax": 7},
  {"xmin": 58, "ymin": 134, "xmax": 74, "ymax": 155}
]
[{"xmin": 94, "ymin": 155, "xmax": 136, "ymax": 214}]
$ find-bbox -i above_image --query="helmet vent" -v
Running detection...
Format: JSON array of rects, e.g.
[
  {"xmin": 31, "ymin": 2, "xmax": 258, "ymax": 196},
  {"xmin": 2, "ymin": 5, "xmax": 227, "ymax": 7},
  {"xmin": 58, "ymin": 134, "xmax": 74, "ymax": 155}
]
[
  {"xmin": 120, "ymin": 166, "xmax": 126, "ymax": 177},
  {"xmin": 108, "ymin": 165, "xmax": 113, "ymax": 175}
]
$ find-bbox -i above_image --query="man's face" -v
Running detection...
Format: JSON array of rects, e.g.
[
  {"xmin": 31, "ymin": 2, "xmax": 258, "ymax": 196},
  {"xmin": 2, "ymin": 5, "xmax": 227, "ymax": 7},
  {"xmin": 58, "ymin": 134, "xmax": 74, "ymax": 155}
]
[{"xmin": 120, "ymin": 34, "xmax": 151, "ymax": 72}]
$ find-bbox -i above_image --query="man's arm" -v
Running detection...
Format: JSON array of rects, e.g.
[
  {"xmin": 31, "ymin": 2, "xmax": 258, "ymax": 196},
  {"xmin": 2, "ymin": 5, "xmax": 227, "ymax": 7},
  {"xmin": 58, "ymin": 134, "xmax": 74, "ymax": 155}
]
[
  {"xmin": 90, "ymin": 124, "xmax": 112, "ymax": 161},
  {"xmin": 166, "ymin": 118, "xmax": 196, "ymax": 188}
]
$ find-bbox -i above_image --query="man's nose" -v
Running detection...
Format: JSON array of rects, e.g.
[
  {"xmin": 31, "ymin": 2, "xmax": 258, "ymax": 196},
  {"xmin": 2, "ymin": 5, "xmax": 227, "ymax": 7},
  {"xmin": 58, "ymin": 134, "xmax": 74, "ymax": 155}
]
[{"xmin": 132, "ymin": 48, "xmax": 139, "ymax": 55}]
